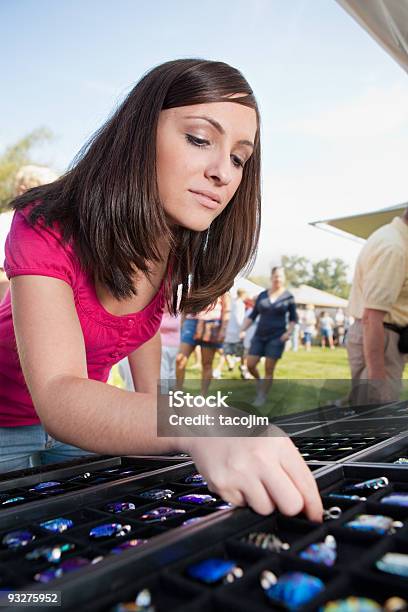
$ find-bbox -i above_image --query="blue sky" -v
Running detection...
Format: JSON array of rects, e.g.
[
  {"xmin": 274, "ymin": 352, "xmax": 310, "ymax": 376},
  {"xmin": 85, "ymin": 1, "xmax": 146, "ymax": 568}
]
[{"xmin": 1, "ymin": 0, "xmax": 407, "ymax": 276}]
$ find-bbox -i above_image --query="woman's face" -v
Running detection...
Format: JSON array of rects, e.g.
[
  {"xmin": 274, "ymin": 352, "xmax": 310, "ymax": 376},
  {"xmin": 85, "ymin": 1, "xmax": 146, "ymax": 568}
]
[
  {"xmin": 156, "ymin": 100, "xmax": 257, "ymax": 231},
  {"xmin": 271, "ymin": 269, "xmax": 285, "ymax": 289}
]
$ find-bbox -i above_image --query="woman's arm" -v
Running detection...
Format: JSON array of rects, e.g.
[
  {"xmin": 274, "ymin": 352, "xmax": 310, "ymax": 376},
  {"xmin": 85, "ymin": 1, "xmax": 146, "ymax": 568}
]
[
  {"xmin": 11, "ymin": 275, "xmax": 323, "ymax": 521},
  {"xmin": 218, "ymin": 293, "xmax": 231, "ymax": 342},
  {"xmin": 11, "ymin": 275, "xmax": 179, "ymax": 456},
  {"xmin": 128, "ymin": 331, "xmax": 161, "ymax": 395}
]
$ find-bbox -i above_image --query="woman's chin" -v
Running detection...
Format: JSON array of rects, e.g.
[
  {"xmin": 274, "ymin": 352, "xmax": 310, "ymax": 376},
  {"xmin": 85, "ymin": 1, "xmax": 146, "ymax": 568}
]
[{"xmin": 168, "ymin": 212, "xmax": 213, "ymax": 233}]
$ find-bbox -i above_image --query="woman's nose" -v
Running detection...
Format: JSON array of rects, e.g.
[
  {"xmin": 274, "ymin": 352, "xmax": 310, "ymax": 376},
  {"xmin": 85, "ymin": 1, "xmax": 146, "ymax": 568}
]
[{"xmin": 204, "ymin": 153, "xmax": 233, "ymax": 186}]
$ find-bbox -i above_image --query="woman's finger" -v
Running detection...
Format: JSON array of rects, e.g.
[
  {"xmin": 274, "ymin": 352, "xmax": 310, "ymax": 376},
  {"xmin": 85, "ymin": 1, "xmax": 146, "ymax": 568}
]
[
  {"xmin": 261, "ymin": 466, "xmax": 304, "ymax": 516},
  {"xmin": 281, "ymin": 445, "xmax": 323, "ymax": 522}
]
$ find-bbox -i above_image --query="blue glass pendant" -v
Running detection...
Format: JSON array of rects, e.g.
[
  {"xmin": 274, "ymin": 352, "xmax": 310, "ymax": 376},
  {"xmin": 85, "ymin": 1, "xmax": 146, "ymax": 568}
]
[
  {"xmin": 381, "ymin": 492, "xmax": 408, "ymax": 507},
  {"xmin": 2, "ymin": 529, "xmax": 36, "ymax": 549},
  {"xmin": 26, "ymin": 543, "xmax": 75, "ymax": 563},
  {"xmin": 345, "ymin": 514, "xmax": 403, "ymax": 535},
  {"xmin": 376, "ymin": 552, "xmax": 408, "ymax": 577},
  {"xmin": 343, "ymin": 477, "xmax": 389, "ymax": 492},
  {"xmin": 39, "ymin": 517, "xmax": 74, "ymax": 533},
  {"xmin": 30, "ymin": 481, "xmax": 61, "ymax": 492},
  {"xmin": 183, "ymin": 473, "xmax": 207, "ymax": 486},
  {"xmin": 327, "ymin": 493, "xmax": 366, "ymax": 501},
  {"xmin": 260, "ymin": 571, "xmax": 324, "ymax": 609},
  {"xmin": 300, "ymin": 535, "xmax": 337, "ymax": 566},
  {"xmin": 138, "ymin": 506, "xmax": 185, "ymax": 523},
  {"xmin": 34, "ymin": 557, "xmax": 91, "ymax": 583},
  {"xmin": 111, "ymin": 539, "xmax": 148, "ymax": 554},
  {"xmin": 187, "ymin": 558, "xmax": 243, "ymax": 584},
  {"xmin": 138, "ymin": 488, "xmax": 174, "ymax": 501},
  {"xmin": 89, "ymin": 523, "xmax": 131, "ymax": 539},
  {"xmin": 1, "ymin": 495, "xmax": 25, "ymax": 506},
  {"xmin": 393, "ymin": 458, "xmax": 408, "ymax": 464},
  {"xmin": 106, "ymin": 502, "xmax": 136, "ymax": 513},
  {"xmin": 321, "ymin": 596, "xmax": 382, "ymax": 611},
  {"xmin": 177, "ymin": 494, "xmax": 216, "ymax": 505}
]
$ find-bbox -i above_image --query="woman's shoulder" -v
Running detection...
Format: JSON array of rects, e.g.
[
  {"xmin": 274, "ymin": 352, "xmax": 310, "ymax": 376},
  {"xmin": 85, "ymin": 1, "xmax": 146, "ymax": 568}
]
[{"xmin": 4, "ymin": 203, "xmax": 79, "ymax": 287}]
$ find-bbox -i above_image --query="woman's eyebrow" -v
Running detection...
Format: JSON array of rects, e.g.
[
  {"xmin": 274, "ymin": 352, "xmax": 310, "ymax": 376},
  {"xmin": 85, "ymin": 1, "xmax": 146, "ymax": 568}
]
[{"xmin": 183, "ymin": 114, "xmax": 254, "ymax": 149}]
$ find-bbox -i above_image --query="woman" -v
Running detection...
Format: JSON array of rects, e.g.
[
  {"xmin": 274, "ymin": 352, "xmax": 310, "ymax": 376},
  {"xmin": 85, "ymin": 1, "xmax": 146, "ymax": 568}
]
[
  {"xmin": 0, "ymin": 59, "xmax": 321, "ymax": 520},
  {"xmin": 241, "ymin": 267, "xmax": 297, "ymax": 406},
  {"xmin": 176, "ymin": 294, "xmax": 230, "ymax": 395}
]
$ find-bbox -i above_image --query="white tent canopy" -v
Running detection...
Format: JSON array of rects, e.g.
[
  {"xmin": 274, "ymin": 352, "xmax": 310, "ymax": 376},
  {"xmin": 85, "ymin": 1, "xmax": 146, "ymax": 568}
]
[
  {"xmin": 231, "ymin": 277, "xmax": 264, "ymax": 298},
  {"xmin": 291, "ymin": 284, "xmax": 348, "ymax": 309},
  {"xmin": 337, "ymin": 0, "xmax": 408, "ymax": 73},
  {"xmin": 311, "ymin": 202, "xmax": 407, "ymax": 241}
]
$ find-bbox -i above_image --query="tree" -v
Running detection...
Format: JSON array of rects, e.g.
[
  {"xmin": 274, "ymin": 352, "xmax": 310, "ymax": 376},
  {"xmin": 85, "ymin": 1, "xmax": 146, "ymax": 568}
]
[
  {"xmin": 310, "ymin": 257, "xmax": 350, "ymax": 299},
  {"xmin": 0, "ymin": 128, "xmax": 54, "ymax": 213},
  {"xmin": 281, "ymin": 255, "xmax": 310, "ymax": 288}
]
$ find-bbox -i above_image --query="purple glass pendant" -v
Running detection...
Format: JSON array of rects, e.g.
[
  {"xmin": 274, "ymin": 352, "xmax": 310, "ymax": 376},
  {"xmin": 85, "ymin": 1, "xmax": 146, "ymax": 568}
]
[
  {"xmin": 299, "ymin": 535, "xmax": 337, "ymax": 566},
  {"xmin": 177, "ymin": 493, "xmax": 216, "ymax": 505},
  {"xmin": 39, "ymin": 517, "xmax": 74, "ymax": 533},
  {"xmin": 139, "ymin": 506, "xmax": 186, "ymax": 523},
  {"xmin": 381, "ymin": 492, "xmax": 408, "ymax": 507},
  {"xmin": 89, "ymin": 523, "xmax": 131, "ymax": 539},
  {"xmin": 30, "ymin": 481, "xmax": 61, "ymax": 492},
  {"xmin": 138, "ymin": 488, "xmax": 174, "ymax": 501},
  {"xmin": 111, "ymin": 539, "xmax": 148, "ymax": 554},
  {"xmin": 106, "ymin": 502, "xmax": 136, "ymax": 513},
  {"xmin": 2, "ymin": 529, "xmax": 36, "ymax": 549},
  {"xmin": 260, "ymin": 570, "xmax": 324, "ymax": 609},
  {"xmin": 183, "ymin": 473, "xmax": 207, "ymax": 486},
  {"xmin": 34, "ymin": 557, "xmax": 91, "ymax": 583}
]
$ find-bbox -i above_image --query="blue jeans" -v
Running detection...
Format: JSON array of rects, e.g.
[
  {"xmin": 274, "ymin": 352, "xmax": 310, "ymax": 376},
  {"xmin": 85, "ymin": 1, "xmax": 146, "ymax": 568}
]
[{"xmin": 0, "ymin": 425, "xmax": 95, "ymax": 474}]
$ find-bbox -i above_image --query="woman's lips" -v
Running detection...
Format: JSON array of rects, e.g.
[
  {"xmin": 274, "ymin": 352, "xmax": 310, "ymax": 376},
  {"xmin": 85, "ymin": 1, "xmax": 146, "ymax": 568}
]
[{"xmin": 189, "ymin": 190, "xmax": 220, "ymax": 210}]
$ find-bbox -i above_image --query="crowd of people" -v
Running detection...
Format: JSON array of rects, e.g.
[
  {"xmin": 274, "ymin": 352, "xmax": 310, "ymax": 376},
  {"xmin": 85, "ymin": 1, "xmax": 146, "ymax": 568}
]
[{"xmin": 115, "ymin": 267, "xmax": 355, "ymax": 408}]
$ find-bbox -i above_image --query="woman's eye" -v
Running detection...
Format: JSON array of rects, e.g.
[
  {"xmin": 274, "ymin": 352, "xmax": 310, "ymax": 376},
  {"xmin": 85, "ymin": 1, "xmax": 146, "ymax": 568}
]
[
  {"xmin": 185, "ymin": 134, "xmax": 210, "ymax": 147},
  {"xmin": 231, "ymin": 155, "xmax": 244, "ymax": 169}
]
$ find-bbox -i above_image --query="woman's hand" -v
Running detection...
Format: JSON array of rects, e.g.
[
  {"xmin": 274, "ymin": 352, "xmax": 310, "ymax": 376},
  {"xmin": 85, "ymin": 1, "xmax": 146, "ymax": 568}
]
[
  {"xmin": 183, "ymin": 434, "xmax": 323, "ymax": 521},
  {"xmin": 280, "ymin": 331, "xmax": 290, "ymax": 343}
]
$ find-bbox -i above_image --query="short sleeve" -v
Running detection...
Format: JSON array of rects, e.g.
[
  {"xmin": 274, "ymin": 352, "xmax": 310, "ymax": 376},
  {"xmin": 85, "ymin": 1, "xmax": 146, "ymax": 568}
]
[
  {"xmin": 362, "ymin": 243, "xmax": 405, "ymax": 313},
  {"xmin": 4, "ymin": 209, "xmax": 76, "ymax": 288}
]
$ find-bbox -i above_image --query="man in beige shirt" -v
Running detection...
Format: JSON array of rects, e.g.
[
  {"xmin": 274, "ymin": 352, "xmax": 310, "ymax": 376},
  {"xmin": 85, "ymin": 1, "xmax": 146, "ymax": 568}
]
[{"xmin": 347, "ymin": 212, "xmax": 408, "ymax": 404}]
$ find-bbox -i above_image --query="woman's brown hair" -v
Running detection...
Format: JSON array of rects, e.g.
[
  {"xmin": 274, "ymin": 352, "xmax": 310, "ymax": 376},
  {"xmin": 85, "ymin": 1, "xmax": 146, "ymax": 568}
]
[{"xmin": 11, "ymin": 58, "xmax": 261, "ymax": 314}]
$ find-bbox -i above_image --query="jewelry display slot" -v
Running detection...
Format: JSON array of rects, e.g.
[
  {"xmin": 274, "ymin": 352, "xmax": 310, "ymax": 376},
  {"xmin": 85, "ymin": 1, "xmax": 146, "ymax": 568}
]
[
  {"xmin": 84, "ymin": 572, "xmax": 206, "ymax": 612},
  {"xmin": 227, "ymin": 513, "xmax": 327, "ymax": 554},
  {"xmin": 317, "ymin": 571, "xmax": 408, "ymax": 609},
  {"xmin": 209, "ymin": 551, "xmax": 340, "ymax": 612}
]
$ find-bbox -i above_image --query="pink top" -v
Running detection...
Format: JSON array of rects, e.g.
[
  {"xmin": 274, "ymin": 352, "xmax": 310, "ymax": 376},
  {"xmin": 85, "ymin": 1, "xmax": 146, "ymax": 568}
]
[
  {"xmin": 160, "ymin": 311, "xmax": 181, "ymax": 348},
  {"xmin": 0, "ymin": 206, "xmax": 165, "ymax": 427}
]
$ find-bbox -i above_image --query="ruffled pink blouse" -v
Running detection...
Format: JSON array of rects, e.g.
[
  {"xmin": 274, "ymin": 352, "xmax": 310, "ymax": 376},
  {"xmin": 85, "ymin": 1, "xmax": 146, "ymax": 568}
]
[{"xmin": 0, "ymin": 206, "xmax": 165, "ymax": 426}]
